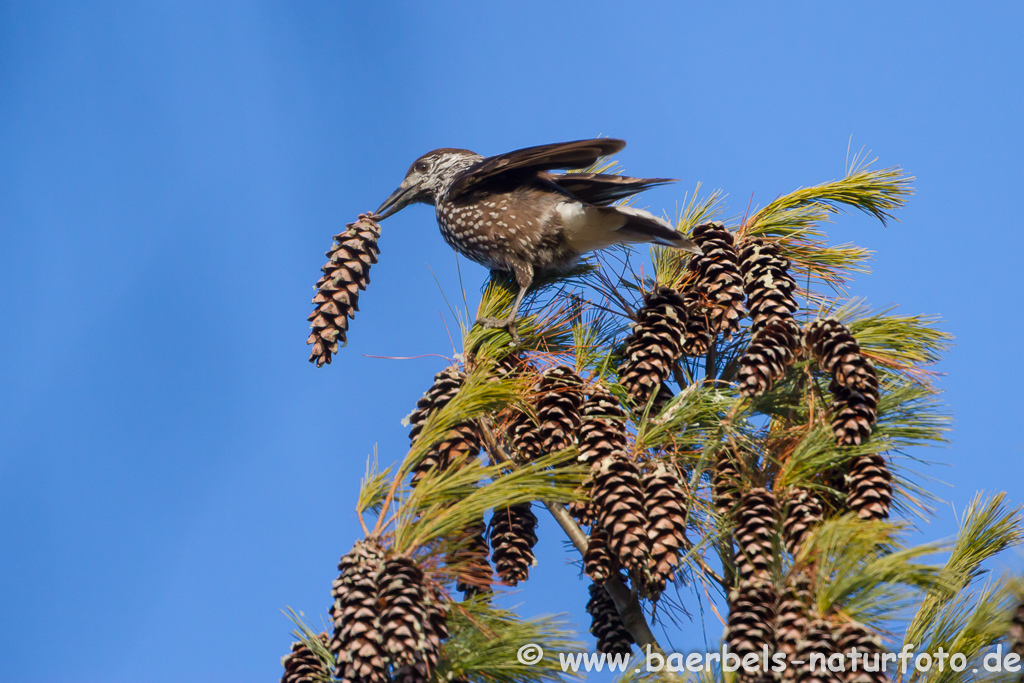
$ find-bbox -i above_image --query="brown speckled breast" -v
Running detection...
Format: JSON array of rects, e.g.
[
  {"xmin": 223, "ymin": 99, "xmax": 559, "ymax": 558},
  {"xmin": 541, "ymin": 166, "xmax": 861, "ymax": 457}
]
[{"xmin": 435, "ymin": 182, "xmax": 580, "ymax": 274}]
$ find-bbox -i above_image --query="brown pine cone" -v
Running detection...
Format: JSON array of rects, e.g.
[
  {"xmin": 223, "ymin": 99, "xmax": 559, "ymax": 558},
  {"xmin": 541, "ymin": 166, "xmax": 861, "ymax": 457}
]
[
  {"xmin": 782, "ymin": 488, "xmax": 824, "ymax": 555},
  {"xmin": 586, "ymin": 582, "xmax": 635, "ymax": 656},
  {"xmin": 618, "ymin": 287, "xmax": 687, "ymax": 405},
  {"xmin": 680, "ymin": 289, "xmax": 711, "ymax": 356},
  {"xmin": 490, "ymin": 503, "xmax": 539, "ymax": 585},
  {"xmin": 591, "ymin": 455, "xmax": 651, "ymax": 574},
  {"xmin": 406, "ymin": 366, "xmax": 481, "ymax": 486},
  {"xmin": 307, "ymin": 214, "xmax": 381, "ymax": 366},
  {"xmin": 535, "ymin": 365, "xmax": 585, "ymax": 455},
  {"xmin": 572, "ymin": 389, "xmax": 627, "ymax": 526},
  {"xmin": 804, "ymin": 319, "xmax": 878, "ymax": 394},
  {"xmin": 734, "ymin": 487, "xmax": 777, "ymax": 580},
  {"xmin": 688, "ymin": 222, "xmax": 747, "ymax": 339},
  {"xmin": 416, "ymin": 423, "xmax": 482, "ymax": 485},
  {"xmin": 1010, "ymin": 596, "xmax": 1024, "ymax": 664},
  {"xmin": 844, "ymin": 454, "xmax": 892, "ymax": 520},
  {"xmin": 643, "ymin": 463, "xmax": 689, "ymax": 596},
  {"xmin": 736, "ymin": 319, "xmax": 801, "ymax": 397},
  {"xmin": 835, "ymin": 621, "xmax": 887, "ymax": 683},
  {"xmin": 448, "ymin": 517, "xmax": 492, "ymax": 600},
  {"xmin": 506, "ymin": 408, "xmax": 542, "ymax": 463},
  {"xmin": 394, "ymin": 586, "xmax": 450, "ymax": 683},
  {"xmin": 583, "ymin": 526, "xmax": 614, "ymax": 584},
  {"xmin": 804, "ymin": 319, "xmax": 880, "ymax": 447},
  {"xmin": 713, "ymin": 447, "xmax": 743, "ymax": 519},
  {"xmin": 281, "ymin": 633, "xmax": 329, "ymax": 683},
  {"xmin": 775, "ymin": 572, "xmax": 813, "ymax": 681},
  {"xmin": 378, "ymin": 556, "xmax": 434, "ymax": 681},
  {"xmin": 407, "ymin": 367, "xmax": 464, "ymax": 445},
  {"xmin": 330, "ymin": 539, "xmax": 388, "ymax": 683},
  {"xmin": 739, "ymin": 237, "xmax": 799, "ymax": 334},
  {"xmin": 793, "ymin": 618, "xmax": 841, "ymax": 683},
  {"xmin": 726, "ymin": 577, "xmax": 777, "ymax": 675},
  {"xmin": 567, "ymin": 495, "xmax": 596, "ymax": 526},
  {"xmin": 830, "ymin": 387, "xmax": 878, "ymax": 447},
  {"xmin": 578, "ymin": 387, "xmax": 629, "ymax": 468}
]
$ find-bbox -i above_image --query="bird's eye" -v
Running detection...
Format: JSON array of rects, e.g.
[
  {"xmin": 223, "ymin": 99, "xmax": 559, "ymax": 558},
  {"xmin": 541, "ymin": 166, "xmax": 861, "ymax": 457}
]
[{"xmin": 414, "ymin": 161, "xmax": 429, "ymax": 173}]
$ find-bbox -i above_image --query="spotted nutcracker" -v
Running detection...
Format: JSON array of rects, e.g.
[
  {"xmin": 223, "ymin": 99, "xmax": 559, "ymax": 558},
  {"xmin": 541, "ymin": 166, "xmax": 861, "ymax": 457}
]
[{"xmin": 376, "ymin": 139, "xmax": 700, "ymax": 335}]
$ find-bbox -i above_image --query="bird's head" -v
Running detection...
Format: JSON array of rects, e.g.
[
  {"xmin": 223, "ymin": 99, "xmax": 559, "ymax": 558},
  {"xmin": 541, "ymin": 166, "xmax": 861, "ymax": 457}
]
[{"xmin": 376, "ymin": 148, "xmax": 482, "ymax": 219}]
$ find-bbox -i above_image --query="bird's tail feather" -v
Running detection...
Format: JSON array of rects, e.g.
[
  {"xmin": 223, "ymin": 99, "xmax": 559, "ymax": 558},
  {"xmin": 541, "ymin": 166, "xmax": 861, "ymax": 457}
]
[
  {"xmin": 560, "ymin": 203, "xmax": 702, "ymax": 255},
  {"xmin": 606, "ymin": 206, "xmax": 701, "ymax": 253}
]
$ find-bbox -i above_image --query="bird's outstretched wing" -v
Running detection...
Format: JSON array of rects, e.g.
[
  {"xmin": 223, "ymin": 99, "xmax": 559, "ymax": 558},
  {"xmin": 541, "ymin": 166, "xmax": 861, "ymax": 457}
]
[
  {"xmin": 550, "ymin": 173, "xmax": 677, "ymax": 206},
  {"xmin": 447, "ymin": 138, "xmax": 626, "ymax": 199}
]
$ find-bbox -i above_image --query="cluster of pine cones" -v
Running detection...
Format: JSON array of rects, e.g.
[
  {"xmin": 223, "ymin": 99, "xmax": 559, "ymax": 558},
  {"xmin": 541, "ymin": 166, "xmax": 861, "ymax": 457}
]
[
  {"xmin": 717, "ymin": 469, "xmax": 893, "ymax": 683},
  {"xmin": 619, "ymin": 222, "xmax": 890, "ymax": 521},
  {"xmin": 617, "ymin": 224, "xmax": 805, "ymax": 408},
  {"xmin": 406, "ymin": 361, "xmax": 540, "ymax": 592},
  {"xmin": 327, "ymin": 539, "xmax": 450, "ymax": 683},
  {"xmin": 293, "ymin": 219, "xmax": 908, "ymax": 678},
  {"xmin": 402, "ymin": 357, "xmax": 695, "ymax": 656},
  {"xmin": 500, "ymin": 365, "xmax": 691, "ymax": 655}
]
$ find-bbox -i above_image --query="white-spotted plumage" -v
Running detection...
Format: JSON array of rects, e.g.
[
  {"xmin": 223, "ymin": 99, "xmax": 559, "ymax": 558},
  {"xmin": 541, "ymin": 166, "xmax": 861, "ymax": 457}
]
[{"xmin": 375, "ymin": 139, "xmax": 700, "ymax": 331}]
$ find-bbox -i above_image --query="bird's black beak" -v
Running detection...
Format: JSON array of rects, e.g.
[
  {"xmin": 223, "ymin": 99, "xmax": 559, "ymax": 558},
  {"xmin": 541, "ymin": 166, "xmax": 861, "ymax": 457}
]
[{"xmin": 375, "ymin": 183, "xmax": 416, "ymax": 220}]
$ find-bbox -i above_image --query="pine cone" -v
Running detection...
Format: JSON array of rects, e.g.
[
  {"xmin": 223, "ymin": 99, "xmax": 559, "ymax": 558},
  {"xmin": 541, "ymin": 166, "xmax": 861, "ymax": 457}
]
[
  {"xmin": 567, "ymin": 495, "xmax": 596, "ymax": 526},
  {"xmin": 844, "ymin": 454, "xmax": 892, "ymax": 520},
  {"xmin": 1010, "ymin": 597, "xmax": 1024, "ymax": 663},
  {"xmin": 775, "ymin": 573, "xmax": 813, "ymax": 681},
  {"xmin": 804, "ymin": 319, "xmax": 880, "ymax": 447},
  {"xmin": 578, "ymin": 387, "xmax": 629, "ymax": 468},
  {"xmin": 490, "ymin": 503, "xmax": 539, "ymax": 585},
  {"xmin": 736, "ymin": 319, "xmax": 801, "ymax": 397},
  {"xmin": 490, "ymin": 352, "xmax": 525, "ymax": 380},
  {"xmin": 330, "ymin": 539, "xmax": 388, "ymax": 683},
  {"xmin": 535, "ymin": 365, "xmax": 584, "ymax": 455},
  {"xmin": 688, "ymin": 222, "xmax": 746, "ymax": 339},
  {"xmin": 422, "ymin": 423, "xmax": 482, "ymax": 484},
  {"xmin": 592, "ymin": 455, "xmax": 651, "ymax": 574},
  {"xmin": 713, "ymin": 447, "xmax": 743, "ymax": 519},
  {"xmin": 643, "ymin": 463, "xmax": 689, "ymax": 596},
  {"xmin": 395, "ymin": 587, "xmax": 450, "ymax": 683},
  {"xmin": 569, "ymin": 387, "xmax": 625, "ymax": 523},
  {"xmin": 406, "ymin": 367, "xmax": 481, "ymax": 486},
  {"xmin": 307, "ymin": 214, "xmax": 381, "ymax": 366},
  {"xmin": 281, "ymin": 633, "xmax": 330, "ymax": 683},
  {"xmin": 680, "ymin": 289, "xmax": 711, "ymax": 356},
  {"xmin": 793, "ymin": 618, "xmax": 841, "ymax": 683},
  {"xmin": 586, "ymin": 582, "xmax": 635, "ymax": 656},
  {"xmin": 804, "ymin": 319, "xmax": 878, "ymax": 395},
  {"xmin": 407, "ymin": 367, "xmax": 464, "ymax": 444},
  {"xmin": 782, "ymin": 488, "xmax": 824, "ymax": 555},
  {"xmin": 379, "ymin": 556, "xmax": 437, "ymax": 682},
  {"xmin": 584, "ymin": 526, "xmax": 614, "ymax": 584},
  {"xmin": 739, "ymin": 238, "xmax": 798, "ymax": 334},
  {"xmin": 618, "ymin": 287, "xmax": 687, "ymax": 405},
  {"xmin": 734, "ymin": 487, "xmax": 777, "ymax": 580},
  {"xmin": 726, "ymin": 577, "xmax": 777, "ymax": 673},
  {"xmin": 507, "ymin": 408, "xmax": 542, "ymax": 463},
  {"xmin": 835, "ymin": 621, "xmax": 887, "ymax": 683},
  {"xmin": 830, "ymin": 387, "xmax": 878, "ymax": 447},
  {"xmin": 448, "ymin": 517, "xmax": 492, "ymax": 600}
]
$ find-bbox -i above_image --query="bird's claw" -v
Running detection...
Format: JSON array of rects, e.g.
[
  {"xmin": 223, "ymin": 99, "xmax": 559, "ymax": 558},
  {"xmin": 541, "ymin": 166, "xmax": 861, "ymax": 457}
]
[{"xmin": 476, "ymin": 316, "xmax": 520, "ymax": 345}]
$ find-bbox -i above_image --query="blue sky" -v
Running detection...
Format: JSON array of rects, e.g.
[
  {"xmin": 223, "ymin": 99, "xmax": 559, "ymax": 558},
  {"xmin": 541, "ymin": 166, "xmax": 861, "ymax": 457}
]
[{"xmin": 1, "ymin": 2, "xmax": 1022, "ymax": 681}]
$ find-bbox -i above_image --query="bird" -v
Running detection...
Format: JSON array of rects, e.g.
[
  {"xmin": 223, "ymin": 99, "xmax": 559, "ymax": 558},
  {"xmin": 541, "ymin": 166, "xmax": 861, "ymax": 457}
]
[{"xmin": 375, "ymin": 138, "xmax": 700, "ymax": 337}]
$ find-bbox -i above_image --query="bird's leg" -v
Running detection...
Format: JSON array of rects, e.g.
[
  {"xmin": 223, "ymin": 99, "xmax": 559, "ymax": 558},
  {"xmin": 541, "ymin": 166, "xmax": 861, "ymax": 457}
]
[{"xmin": 476, "ymin": 263, "xmax": 533, "ymax": 343}]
